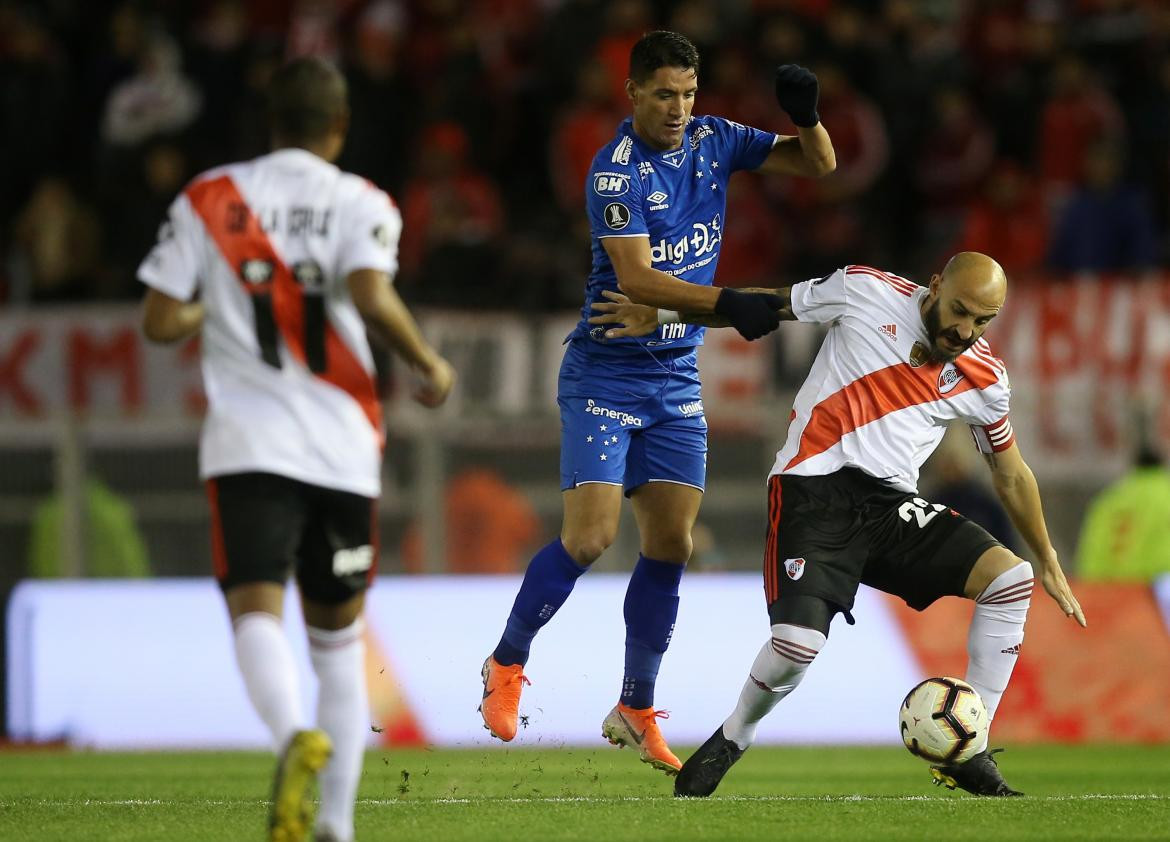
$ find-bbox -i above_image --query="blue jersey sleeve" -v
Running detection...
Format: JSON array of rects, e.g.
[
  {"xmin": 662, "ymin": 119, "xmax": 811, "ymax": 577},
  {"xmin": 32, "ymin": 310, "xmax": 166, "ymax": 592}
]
[
  {"xmin": 712, "ymin": 117, "xmax": 777, "ymax": 173},
  {"xmin": 586, "ymin": 160, "xmax": 647, "ymax": 239}
]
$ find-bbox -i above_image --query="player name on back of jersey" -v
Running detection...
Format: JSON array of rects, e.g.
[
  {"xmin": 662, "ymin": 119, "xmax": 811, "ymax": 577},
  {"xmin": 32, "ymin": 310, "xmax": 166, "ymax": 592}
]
[{"xmin": 228, "ymin": 202, "xmax": 333, "ymax": 238}]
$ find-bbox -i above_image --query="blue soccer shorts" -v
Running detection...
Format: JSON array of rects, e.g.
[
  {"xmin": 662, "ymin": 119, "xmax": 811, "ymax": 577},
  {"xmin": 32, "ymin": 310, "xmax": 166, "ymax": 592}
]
[{"xmin": 557, "ymin": 341, "xmax": 707, "ymax": 496}]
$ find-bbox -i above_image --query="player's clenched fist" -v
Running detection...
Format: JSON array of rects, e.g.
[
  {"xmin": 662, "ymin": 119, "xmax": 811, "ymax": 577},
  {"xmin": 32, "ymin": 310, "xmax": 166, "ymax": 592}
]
[
  {"xmin": 715, "ymin": 288, "xmax": 784, "ymax": 340},
  {"xmin": 411, "ymin": 355, "xmax": 456, "ymax": 407},
  {"xmin": 774, "ymin": 64, "xmax": 820, "ymax": 128}
]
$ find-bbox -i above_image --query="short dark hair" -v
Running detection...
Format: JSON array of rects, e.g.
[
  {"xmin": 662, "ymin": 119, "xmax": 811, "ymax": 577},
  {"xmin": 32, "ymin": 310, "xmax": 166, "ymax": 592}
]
[
  {"xmin": 267, "ymin": 57, "xmax": 348, "ymax": 142},
  {"xmin": 629, "ymin": 30, "xmax": 700, "ymax": 84}
]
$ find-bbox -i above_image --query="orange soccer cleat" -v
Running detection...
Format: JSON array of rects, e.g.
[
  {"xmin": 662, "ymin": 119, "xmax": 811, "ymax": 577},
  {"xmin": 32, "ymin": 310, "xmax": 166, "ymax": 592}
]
[
  {"xmin": 601, "ymin": 703, "xmax": 682, "ymax": 775},
  {"xmin": 479, "ymin": 656, "xmax": 531, "ymax": 742}
]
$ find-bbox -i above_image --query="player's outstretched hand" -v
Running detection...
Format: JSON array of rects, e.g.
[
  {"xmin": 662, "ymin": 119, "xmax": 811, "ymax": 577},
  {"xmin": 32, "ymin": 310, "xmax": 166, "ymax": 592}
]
[
  {"xmin": 714, "ymin": 288, "xmax": 784, "ymax": 340},
  {"xmin": 411, "ymin": 355, "xmax": 456, "ymax": 408},
  {"xmin": 1040, "ymin": 558, "xmax": 1087, "ymax": 627},
  {"xmin": 774, "ymin": 64, "xmax": 820, "ymax": 128},
  {"xmin": 588, "ymin": 290, "xmax": 659, "ymax": 338}
]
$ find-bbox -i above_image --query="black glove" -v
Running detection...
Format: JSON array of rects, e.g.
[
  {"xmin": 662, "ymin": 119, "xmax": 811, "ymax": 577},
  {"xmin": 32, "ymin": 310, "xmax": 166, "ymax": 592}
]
[
  {"xmin": 714, "ymin": 288, "xmax": 784, "ymax": 341},
  {"xmin": 774, "ymin": 64, "xmax": 820, "ymax": 128}
]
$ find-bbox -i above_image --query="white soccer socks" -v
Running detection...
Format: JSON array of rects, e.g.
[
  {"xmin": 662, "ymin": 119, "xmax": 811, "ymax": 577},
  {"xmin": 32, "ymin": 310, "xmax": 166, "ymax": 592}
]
[
  {"xmin": 721, "ymin": 623, "xmax": 827, "ymax": 750},
  {"xmin": 232, "ymin": 611, "xmax": 307, "ymax": 752},
  {"xmin": 966, "ymin": 560, "xmax": 1033, "ymax": 749},
  {"xmin": 308, "ymin": 619, "xmax": 368, "ymax": 842}
]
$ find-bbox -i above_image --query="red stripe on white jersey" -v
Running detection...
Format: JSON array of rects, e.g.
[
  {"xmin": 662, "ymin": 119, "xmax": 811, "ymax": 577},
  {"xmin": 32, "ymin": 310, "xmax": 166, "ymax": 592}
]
[
  {"xmin": 784, "ymin": 358, "xmax": 999, "ymax": 471},
  {"xmin": 185, "ymin": 175, "xmax": 383, "ymax": 443},
  {"xmin": 971, "ymin": 340, "xmax": 1006, "ymax": 373},
  {"xmin": 847, "ymin": 265, "xmax": 916, "ymax": 297}
]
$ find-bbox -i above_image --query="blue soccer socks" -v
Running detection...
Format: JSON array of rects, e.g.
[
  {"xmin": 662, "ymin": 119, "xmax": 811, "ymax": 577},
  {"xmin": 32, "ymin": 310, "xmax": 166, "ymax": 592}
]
[
  {"xmin": 493, "ymin": 539, "xmax": 588, "ymax": 667},
  {"xmin": 621, "ymin": 555, "xmax": 685, "ymax": 709}
]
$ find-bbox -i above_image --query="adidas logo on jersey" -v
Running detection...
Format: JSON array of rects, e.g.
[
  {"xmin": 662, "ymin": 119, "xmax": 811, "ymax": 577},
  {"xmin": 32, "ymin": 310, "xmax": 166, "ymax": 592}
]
[
  {"xmin": 1000, "ymin": 643, "xmax": 1021, "ymax": 655},
  {"xmin": 878, "ymin": 323, "xmax": 898, "ymax": 342}
]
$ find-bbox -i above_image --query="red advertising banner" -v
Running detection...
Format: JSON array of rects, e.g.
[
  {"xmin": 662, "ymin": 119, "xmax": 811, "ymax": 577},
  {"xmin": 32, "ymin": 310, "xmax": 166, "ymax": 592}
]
[{"xmin": 890, "ymin": 582, "xmax": 1170, "ymax": 743}]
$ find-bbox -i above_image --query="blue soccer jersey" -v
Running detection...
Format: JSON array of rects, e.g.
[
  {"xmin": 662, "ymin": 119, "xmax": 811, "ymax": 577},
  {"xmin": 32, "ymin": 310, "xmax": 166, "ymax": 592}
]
[{"xmin": 569, "ymin": 114, "xmax": 777, "ymax": 353}]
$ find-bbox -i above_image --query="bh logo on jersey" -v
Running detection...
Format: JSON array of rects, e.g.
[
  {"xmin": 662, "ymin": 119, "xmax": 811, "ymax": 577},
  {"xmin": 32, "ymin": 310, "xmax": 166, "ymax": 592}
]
[
  {"xmin": 650, "ymin": 214, "xmax": 722, "ymax": 265},
  {"xmin": 784, "ymin": 557, "xmax": 806, "ymax": 580},
  {"xmin": 593, "ymin": 171, "xmax": 630, "ymax": 197}
]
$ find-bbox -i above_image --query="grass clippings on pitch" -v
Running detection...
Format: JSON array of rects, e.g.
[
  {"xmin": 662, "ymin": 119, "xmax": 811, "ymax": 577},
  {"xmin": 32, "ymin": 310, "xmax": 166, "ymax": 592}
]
[{"xmin": 0, "ymin": 744, "xmax": 1167, "ymax": 841}]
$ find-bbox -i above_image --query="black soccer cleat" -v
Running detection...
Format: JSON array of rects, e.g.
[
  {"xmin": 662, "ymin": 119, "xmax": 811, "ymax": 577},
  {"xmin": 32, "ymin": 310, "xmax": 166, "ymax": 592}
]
[
  {"xmin": 931, "ymin": 748, "xmax": 1024, "ymax": 797},
  {"xmin": 673, "ymin": 727, "xmax": 745, "ymax": 798}
]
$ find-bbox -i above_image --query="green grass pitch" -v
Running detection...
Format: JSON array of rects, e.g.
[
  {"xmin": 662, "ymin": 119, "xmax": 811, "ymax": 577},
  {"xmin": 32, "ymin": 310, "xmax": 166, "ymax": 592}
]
[{"xmin": 1, "ymin": 745, "xmax": 1168, "ymax": 841}]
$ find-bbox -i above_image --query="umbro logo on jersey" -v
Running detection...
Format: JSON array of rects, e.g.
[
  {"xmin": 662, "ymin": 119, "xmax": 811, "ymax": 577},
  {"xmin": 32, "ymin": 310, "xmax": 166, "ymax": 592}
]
[
  {"xmin": 647, "ymin": 190, "xmax": 669, "ymax": 211},
  {"xmin": 784, "ymin": 558, "xmax": 806, "ymax": 580},
  {"xmin": 603, "ymin": 202, "xmax": 631, "ymax": 230},
  {"xmin": 879, "ymin": 324, "xmax": 898, "ymax": 342},
  {"xmin": 612, "ymin": 136, "xmax": 633, "ymax": 165},
  {"xmin": 938, "ymin": 364, "xmax": 964, "ymax": 394}
]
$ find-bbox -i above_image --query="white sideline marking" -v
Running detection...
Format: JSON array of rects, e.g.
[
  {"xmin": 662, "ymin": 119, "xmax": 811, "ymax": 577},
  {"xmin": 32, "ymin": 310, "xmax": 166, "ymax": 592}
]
[{"xmin": 7, "ymin": 794, "xmax": 1164, "ymax": 807}]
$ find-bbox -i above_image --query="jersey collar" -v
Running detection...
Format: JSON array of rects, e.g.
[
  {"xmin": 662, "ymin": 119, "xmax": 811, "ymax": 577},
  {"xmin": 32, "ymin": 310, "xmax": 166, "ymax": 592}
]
[{"xmin": 623, "ymin": 117, "xmax": 690, "ymax": 167}]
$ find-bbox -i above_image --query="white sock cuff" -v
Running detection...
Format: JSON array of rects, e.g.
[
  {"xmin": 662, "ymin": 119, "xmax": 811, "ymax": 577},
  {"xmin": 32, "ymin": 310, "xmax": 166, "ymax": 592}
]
[
  {"xmin": 233, "ymin": 611, "xmax": 283, "ymax": 633},
  {"xmin": 976, "ymin": 561, "xmax": 1034, "ymax": 605},
  {"xmin": 307, "ymin": 618, "xmax": 366, "ymax": 649},
  {"xmin": 769, "ymin": 623, "xmax": 827, "ymax": 665}
]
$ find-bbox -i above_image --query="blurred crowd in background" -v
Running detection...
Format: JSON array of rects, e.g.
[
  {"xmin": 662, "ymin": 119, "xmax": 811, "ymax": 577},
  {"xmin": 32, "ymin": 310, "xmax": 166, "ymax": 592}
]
[{"xmin": 3, "ymin": 0, "xmax": 1170, "ymax": 311}]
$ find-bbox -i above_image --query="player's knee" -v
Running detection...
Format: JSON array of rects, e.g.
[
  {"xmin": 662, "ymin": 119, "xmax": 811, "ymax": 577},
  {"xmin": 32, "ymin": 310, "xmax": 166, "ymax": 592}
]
[
  {"xmin": 561, "ymin": 530, "xmax": 616, "ymax": 566},
  {"xmin": 642, "ymin": 533, "xmax": 692, "ymax": 565},
  {"xmin": 969, "ymin": 549, "xmax": 1033, "ymax": 602}
]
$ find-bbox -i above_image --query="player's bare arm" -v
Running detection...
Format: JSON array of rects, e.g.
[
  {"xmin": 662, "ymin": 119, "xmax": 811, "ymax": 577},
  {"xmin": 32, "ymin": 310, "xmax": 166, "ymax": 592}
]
[
  {"xmin": 346, "ymin": 268, "xmax": 455, "ymax": 407},
  {"xmin": 603, "ymin": 236, "xmax": 786, "ymax": 341},
  {"xmin": 756, "ymin": 128, "xmax": 836, "ymax": 178},
  {"xmin": 590, "ymin": 288, "xmax": 794, "ymax": 338},
  {"xmin": 984, "ymin": 441, "xmax": 1087, "ymax": 627},
  {"xmin": 755, "ymin": 64, "xmax": 836, "ymax": 178},
  {"xmin": 141, "ymin": 288, "xmax": 204, "ymax": 343},
  {"xmin": 602, "ymin": 235, "xmax": 722, "ymax": 311}
]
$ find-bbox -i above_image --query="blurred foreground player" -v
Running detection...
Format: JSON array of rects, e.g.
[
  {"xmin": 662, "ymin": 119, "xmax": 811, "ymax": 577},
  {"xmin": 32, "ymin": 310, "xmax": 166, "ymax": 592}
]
[
  {"xmin": 594, "ymin": 253, "xmax": 1086, "ymax": 796},
  {"xmin": 479, "ymin": 30, "xmax": 835, "ymax": 774},
  {"xmin": 138, "ymin": 57, "xmax": 454, "ymax": 841}
]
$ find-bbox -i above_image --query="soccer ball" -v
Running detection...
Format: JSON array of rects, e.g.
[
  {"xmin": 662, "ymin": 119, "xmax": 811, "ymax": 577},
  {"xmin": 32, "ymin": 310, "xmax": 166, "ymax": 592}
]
[{"xmin": 899, "ymin": 676, "xmax": 987, "ymax": 764}]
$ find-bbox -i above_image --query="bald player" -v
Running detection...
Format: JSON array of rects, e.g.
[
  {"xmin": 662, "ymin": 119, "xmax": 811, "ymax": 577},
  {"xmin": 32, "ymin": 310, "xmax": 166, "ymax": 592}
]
[{"xmin": 590, "ymin": 252, "xmax": 1086, "ymax": 798}]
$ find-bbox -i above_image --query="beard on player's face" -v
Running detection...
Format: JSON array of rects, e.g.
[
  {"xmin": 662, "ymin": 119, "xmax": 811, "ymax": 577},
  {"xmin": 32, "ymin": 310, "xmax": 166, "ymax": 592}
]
[{"xmin": 923, "ymin": 296, "xmax": 977, "ymax": 363}]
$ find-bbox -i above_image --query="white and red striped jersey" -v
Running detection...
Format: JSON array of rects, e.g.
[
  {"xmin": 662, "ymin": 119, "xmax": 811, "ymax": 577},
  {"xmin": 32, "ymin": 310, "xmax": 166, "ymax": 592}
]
[
  {"xmin": 770, "ymin": 265, "xmax": 1014, "ymax": 492},
  {"xmin": 138, "ymin": 148, "xmax": 402, "ymax": 497}
]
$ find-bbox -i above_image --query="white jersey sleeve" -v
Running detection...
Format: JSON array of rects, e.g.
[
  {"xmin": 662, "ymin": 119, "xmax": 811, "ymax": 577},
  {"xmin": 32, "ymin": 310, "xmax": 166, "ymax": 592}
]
[
  {"xmin": 137, "ymin": 192, "xmax": 202, "ymax": 301},
  {"xmin": 963, "ymin": 340, "xmax": 1016, "ymax": 454},
  {"xmin": 337, "ymin": 182, "xmax": 402, "ymax": 280},
  {"xmin": 789, "ymin": 267, "xmax": 849, "ymax": 324}
]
